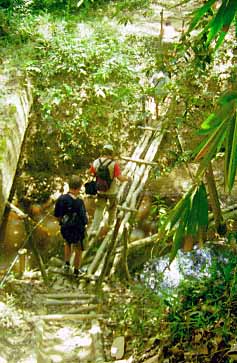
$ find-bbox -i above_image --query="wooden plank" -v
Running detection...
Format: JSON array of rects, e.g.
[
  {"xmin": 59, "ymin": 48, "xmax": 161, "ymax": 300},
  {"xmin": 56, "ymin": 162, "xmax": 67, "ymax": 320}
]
[
  {"xmin": 137, "ymin": 126, "xmax": 158, "ymax": 131},
  {"xmin": 42, "ymin": 293, "xmax": 95, "ymax": 299},
  {"xmin": 34, "ymin": 313, "xmax": 103, "ymax": 321},
  {"xmin": 117, "ymin": 206, "xmax": 138, "ymax": 213},
  {"xmin": 120, "ymin": 156, "xmax": 158, "ymax": 166},
  {"xmin": 44, "ymin": 301, "xmax": 98, "ymax": 310}
]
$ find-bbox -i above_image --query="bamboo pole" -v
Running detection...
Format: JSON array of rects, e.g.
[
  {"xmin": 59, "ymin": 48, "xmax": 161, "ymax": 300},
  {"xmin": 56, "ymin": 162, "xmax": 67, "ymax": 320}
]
[
  {"xmin": 121, "ymin": 227, "xmax": 131, "ymax": 281},
  {"xmin": 87, "ymin": 229, "xmax": 114, "ymax": 275}
]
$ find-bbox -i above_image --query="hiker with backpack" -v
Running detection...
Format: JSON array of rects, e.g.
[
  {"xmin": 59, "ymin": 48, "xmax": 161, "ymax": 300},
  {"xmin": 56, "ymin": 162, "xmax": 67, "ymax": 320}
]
[
  {"xmin": 54, "ymin": 175, "xmax": 88, "ymax": 276},
  {"xmin": 88, "ymin": 144, "xmax": 131, "ymax": 238}
]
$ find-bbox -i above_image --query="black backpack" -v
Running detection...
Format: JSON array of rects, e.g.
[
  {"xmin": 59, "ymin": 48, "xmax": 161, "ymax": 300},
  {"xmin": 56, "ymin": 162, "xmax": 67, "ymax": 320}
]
[
  {"xmin": 96, "ymin": 158, "xmax": 114, "ymax": 192},
  {"xmin": 85, "ymin": 180, "xmax": 97, "ymax": 195},
  {"xmin": 60, "ymin": 197, "xmax": 80, "ymax": 228}
]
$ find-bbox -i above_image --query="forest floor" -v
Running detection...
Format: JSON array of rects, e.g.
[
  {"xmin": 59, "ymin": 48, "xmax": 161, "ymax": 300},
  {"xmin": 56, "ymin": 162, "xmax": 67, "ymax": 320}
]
[{"xmin": 0, "ymin": 259, "xmax": 136, "ymax": 363}]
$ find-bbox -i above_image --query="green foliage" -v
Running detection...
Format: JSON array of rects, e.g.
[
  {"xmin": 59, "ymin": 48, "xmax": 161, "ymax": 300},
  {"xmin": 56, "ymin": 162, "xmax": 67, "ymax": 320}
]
[
  {"xmin": 0, "ymin": 0, "xmax": 107, "ymax": 13},
  {"xmin": 167, "ymin": 248, "xmax": 237, "ymax": 352},
  {"xmin": 21, "ymin": 20, "xmax": 146, "ymax": 173},
  {"xmin": 194, "ymin": 91, "xmax": 237, "ymax": 191},
  {"xmin": 188, "ymin": 0, "xmax": 237, "ymax": 51},
  {"xmin": 159, "ymin": 183, "xmax": 208, "ymax": 264},
  {"xmin": 110, "ymin": 283, "xmax": 167, "ymax": 350}
]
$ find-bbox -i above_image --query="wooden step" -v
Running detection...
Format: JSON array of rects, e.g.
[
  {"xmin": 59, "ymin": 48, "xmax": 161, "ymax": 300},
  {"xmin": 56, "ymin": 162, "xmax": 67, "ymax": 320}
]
[{"xmin": 33, "ymin": 313, "xmax": 103, "ymax": 321}]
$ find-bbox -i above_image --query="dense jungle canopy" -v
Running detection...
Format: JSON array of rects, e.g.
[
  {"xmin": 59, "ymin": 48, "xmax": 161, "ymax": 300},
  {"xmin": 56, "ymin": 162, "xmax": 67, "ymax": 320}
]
[{"xmin": 1, "ymin": 0, "xmax": 237, "ymax": 362}]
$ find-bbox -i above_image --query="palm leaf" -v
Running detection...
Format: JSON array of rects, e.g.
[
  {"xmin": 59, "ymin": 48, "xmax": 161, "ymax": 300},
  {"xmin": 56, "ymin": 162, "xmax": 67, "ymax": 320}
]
[
  {"xmin": 235, "ymin": 14, "xmax": 237, "ymax": 36},
  {"xmin": 188, "ymin": 0, "xmax": 216, "ymax": 32},
  {"xmin": 194, "ymin": 119, "xmax": 227, "ymax": 162},
  {"xmin": 227, "ymin": 112, "xmax": 237, "ymax": 190},
  {"xmin": 213, "ymin": 1, "xmax": 237, "ymax": 48},
  {"xmin": 186, "ymin": 186, "xmax": 199, "ymax": 236},
  {"xmin": 214, "ymin": 30, "xmax": 228, "ymax": 50},
  {"xmin": 218, "ymin": 91, "xmax": 237, "ymax": 106},
  {"xmin": 197, "ymin": 113, "xmax": 222, "ymax": 135},
  {"xmin": 197, "ymin": 182, "xmax": 208, "ymax": 228},
  {"xmin": 197, "ymin": 183, "xmax": 209, "ymax": 245},
  {"xmin": 169, "ymin": 207, "xmax": 190, "ymax": 264},
  {"xmin": 205, "ymin": 0, "xmax": 228, "ymax": 45},
  {"xmin": 224, "ymin": 115, "xmax": 235, "ymax": 187},
  {"xmin": 196, "ymin": 122, "xmax": 227, "ymax": 179},
  {"xmin": 159, "ymin": 187, "xmax": 194, "ymax": 237}
]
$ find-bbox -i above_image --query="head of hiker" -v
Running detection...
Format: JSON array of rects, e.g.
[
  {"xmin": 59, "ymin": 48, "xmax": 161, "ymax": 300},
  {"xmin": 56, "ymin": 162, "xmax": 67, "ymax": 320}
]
[{"xmin": 103, "ymin": 144, "xmax": 114, "ymax": 155}]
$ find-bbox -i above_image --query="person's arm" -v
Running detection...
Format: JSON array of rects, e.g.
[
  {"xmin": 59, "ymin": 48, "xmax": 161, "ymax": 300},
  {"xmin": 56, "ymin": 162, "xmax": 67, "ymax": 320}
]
[
  {"xmin": 79, "ymin": 200, "xmax": 88, "ymax": 226},
  {"xmin": 54, "ymin": 197, "xmax": 63, "ymax": 224},
  {"xmin": 117, "ymin": 174, "xmax": 131, "ymax": 182},
  {"xmin": 114, "ymin": 163, "xmax": 132, "ymax": 182}
]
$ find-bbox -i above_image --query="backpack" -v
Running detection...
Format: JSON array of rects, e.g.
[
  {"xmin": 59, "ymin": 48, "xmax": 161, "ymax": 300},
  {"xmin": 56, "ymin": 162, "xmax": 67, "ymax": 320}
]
[
  {"xmin": 61, "ymin": 211, "xmax": 79, "ymax": 228},
  {"xmin": 84, "ymin": 180, "xmax": 97, "ymax": 195},
  {"xmin": 60, "ymin": 197, "xmax": 80, "ymax": 228},
  {"xmin": 96, "ymin": 158, "xmax": 114, "ymax": 192}
]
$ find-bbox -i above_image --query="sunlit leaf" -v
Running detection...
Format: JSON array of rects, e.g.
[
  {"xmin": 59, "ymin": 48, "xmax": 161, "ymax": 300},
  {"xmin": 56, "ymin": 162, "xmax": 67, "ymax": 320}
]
[
  {"xmin": 187, "ymin": 0, "xmax": 237, "ymax": 51},
  {"xmin": 194, "ymin": 119, "xmax": 227, "ymax": 162},
  {"xmin": 188, "ymin": 0, "xmax": 216, "ymax": 32},
  {"xmin": 198, "ymin": 113, "xmax": 221, "ymax": 133},
  {"xmin": 218, "ymin": 91, "xmax": 237, "ymax": 106},
  {"xmin": 214, "ymin": 30, "xmax": 227, "ymax": 50}
]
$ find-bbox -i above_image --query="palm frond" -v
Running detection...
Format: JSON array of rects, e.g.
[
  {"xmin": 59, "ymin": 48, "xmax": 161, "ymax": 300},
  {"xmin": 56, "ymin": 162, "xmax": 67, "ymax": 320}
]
[
  {"xmin": 188, "ymin": 0, "xmax": 216, "ymax": 32},
  {"xmin": 205, "ymin": 1, "xmax": 228, "ymax": 45},
  {"xmin": 227, "ymin": 113, "xmax": 237, "ymax": 190}
]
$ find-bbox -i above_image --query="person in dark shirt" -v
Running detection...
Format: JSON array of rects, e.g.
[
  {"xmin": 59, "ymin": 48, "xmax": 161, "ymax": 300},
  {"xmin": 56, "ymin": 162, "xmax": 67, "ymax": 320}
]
[{"xmin": 54, "ymin": 175, "xmax": 88, "ymax": 276}]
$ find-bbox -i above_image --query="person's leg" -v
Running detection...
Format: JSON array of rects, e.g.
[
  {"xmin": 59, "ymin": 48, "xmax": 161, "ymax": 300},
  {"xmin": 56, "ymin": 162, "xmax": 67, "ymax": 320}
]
[
  {"xmin": 88, "ymin": 196, "xmax": 107, "ymax": 237},
  {"xmin": 63, "ymin": 242, "xmax": 71, "ymax": 271},
  {"xmin": 64, "ymin": 242, "xmax": 71, "ymax": 263},
  {"xmin": 108, "ymin": 195, "xmax": 118, "ymax": 226},
  {"xmin": 73, "ymin": 244, "xmax": 82, "ymax": 275},
  {"xmin": 74, "ymin": 245, "xmax": 82, "ymax": 269}
]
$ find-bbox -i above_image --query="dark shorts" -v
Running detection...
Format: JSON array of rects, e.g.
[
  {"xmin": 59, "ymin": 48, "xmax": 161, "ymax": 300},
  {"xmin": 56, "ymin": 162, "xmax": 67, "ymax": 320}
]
[{"xmin": 61, "ymin": 227, "xmax": 85, "ymax": 250}]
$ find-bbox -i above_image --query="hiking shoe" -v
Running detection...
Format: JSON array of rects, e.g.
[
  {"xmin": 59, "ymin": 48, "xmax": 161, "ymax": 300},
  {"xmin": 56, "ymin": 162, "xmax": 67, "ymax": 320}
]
[
  {"xmin": 74, "ymin": 268, "xmax": 84, "ymax": 277},
  {"xmin": 63, "ymin": 264, "xmax": 70, "ymax": 273}
]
